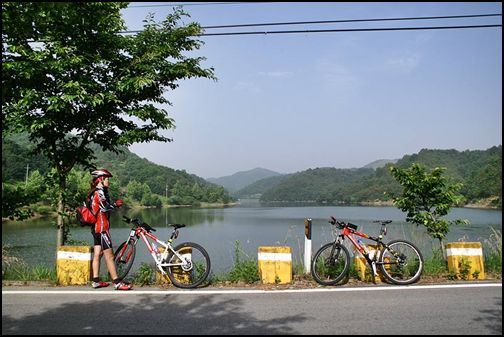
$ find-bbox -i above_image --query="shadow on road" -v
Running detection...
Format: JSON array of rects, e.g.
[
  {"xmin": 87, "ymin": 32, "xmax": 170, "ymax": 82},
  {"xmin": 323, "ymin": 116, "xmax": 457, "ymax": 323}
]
[
  {"xmin": 3, "ymin": 293, "xmax": 308, "ymax": 335},
  {"xmin": 474, "ymin": 297, "xmax": 502, "ymax": 335}
]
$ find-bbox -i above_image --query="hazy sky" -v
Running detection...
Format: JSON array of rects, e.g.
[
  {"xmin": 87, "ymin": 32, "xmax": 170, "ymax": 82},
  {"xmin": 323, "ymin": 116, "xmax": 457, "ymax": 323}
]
[{"xmin": 122, "ymin": 2, "xmax": 502, "ymax": 179}]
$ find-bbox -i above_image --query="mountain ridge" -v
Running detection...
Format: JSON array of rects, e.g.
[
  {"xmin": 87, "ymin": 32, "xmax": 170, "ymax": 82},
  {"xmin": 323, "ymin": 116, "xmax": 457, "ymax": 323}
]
[
  {"xmin": 206, "ymin": 167, "xmax": 283, "ymax": 193},
  {"xmin": 231, "ymin": 146, "xmax": 502, "ymax": 207},
  {"xmin": 265, "ymin": 146, "xmax": 501, "ymax": 206},
  {"xmin": 362, "ymin": 158, "xmax": 399, "ymax": 170},
  {"xmin": 210, "ymin": 157, "xmax": 401, "ymax": 196}
]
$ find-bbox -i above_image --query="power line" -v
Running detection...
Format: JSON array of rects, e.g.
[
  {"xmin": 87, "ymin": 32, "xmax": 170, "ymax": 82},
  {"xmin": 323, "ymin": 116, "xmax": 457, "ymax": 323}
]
[
  {"xmin": 203, "ymin": 13, "xmax": 502, "ymax": 29},
  {"xmin": 23, "ymin": 23, "xmax": 502, "ymax": 43},
  {"xmin": 19, "ymin": 14, "xmax": 502, "ymax": 43},
  {"xmin": 120, "ymin": 13, "xmax": 502, "ymax": 35},
  {"xmin": 198, "ymin": 24, "xmax": 502, "ymax": 37},
  {"xmin": 120, "ymin": 24, "xmax": 502, "ymax": 37}
]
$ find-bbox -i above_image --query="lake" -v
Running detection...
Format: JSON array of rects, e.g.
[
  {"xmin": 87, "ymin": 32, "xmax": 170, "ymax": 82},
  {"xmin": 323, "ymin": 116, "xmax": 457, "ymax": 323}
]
[{"xmin": 2, "ymin": 204, "xmax": 502, "ymax": 275}]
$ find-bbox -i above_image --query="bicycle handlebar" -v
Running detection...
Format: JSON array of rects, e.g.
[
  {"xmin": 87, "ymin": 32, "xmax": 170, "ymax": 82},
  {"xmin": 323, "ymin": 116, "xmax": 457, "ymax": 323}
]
[
  {"xmin": 373, "ymin": 220, "xmax": 392, "ymax": 225},
  {"xmin": 168, "ymin": 223, "xmax": 186, "ymax": 229},
  {"xmin": 122, "ymin": 216, "xmax": 186, "ymax": 231},
  {"xmin": 329, "ymin": 216, "xmax": 388, "ymax": 235},
  {"xmin": 329, "ymin": 216, "xmax": 356, "ymax": 230},
  {"xmin": 122, "ymin": 216, "xmax": 156, "ymax": 232}
]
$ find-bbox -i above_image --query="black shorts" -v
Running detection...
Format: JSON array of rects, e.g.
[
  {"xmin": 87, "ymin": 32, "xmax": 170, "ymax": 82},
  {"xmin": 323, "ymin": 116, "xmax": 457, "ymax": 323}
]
[{"xmin": 92, "ymin": 231, "xmax": 113, "ymax": 250}]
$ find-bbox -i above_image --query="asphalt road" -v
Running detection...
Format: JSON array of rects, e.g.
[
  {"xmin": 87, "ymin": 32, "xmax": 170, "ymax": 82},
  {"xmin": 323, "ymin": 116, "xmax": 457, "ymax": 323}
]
[{"xmin": 2, "ymin": 283, "xmax": 502, "ymax": 335}]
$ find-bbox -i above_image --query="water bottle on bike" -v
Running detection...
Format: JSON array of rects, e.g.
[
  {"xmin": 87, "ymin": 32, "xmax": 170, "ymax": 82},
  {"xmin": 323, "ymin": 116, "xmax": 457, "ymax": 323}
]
[
  {"xmin": 358, "ymin": 238, "xmax": 372, "ymax": 260},
  {"xmin": 152, "ymin": 243, "xmax": 161, "ymax": 260},
  {"xmin": 357, "ymin": 239, "xmax": 367, "ymax": 252}
]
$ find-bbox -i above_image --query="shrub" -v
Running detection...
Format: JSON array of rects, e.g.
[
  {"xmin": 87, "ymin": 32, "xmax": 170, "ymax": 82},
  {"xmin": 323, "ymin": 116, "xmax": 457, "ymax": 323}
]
[{"xmin": 227, "ymin": 241, "xmax": 259, "ymax": 283}]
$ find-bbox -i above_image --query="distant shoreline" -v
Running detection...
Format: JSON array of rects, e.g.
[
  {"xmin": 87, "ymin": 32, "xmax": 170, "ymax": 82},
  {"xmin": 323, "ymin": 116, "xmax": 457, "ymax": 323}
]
[
  {"xmin": 1, "ymin": 202, "xmax": 240, "ymax": 223},
  {"xmin": 240, "ymin": 198, "xmax": 501, "ymax": 210},
  {"xmin": 2, "ymin": 200, "xmax": 500, "ymax": 223}
]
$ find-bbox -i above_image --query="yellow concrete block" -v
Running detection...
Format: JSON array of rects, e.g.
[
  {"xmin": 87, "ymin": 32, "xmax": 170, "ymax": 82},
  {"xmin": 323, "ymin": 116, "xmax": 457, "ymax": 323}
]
[
  {"xmin": 258, "ymin": 246, "xmax": 292, "ymax": 284},
  {"xmin": 446, "ymin": 242, "xmax": 485, "ymax": 280},
  {"xmin": 156, "ymin": 247, "xmax": 192, "ymax": 285},
  {"xmin": 56, "ymin": 246, "xmax": 92, "ymax": 286},
  {"xmin": 353, "ymin": 244, "xmax": 386, "ymax": 282}
]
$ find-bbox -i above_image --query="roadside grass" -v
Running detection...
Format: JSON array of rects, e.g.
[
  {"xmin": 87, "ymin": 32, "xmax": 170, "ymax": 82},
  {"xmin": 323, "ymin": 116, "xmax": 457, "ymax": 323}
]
[
  {"xmin": 209, "ymin": 240, "xmax": 260, "ymax": 284},
  {"xmin": 423, "ymin": 248, "xmax": 449, "ymax": 275},
  {"xmin": 2, "ymin": 263, "xmax": 57, "ymax": 283},
  {"xmin": 3, "ymin": 232, "xmax": 502, "ymax": 285},
  {"xmin": 483, "ymin": 227, "xmax": 502, "ymax": 275}
]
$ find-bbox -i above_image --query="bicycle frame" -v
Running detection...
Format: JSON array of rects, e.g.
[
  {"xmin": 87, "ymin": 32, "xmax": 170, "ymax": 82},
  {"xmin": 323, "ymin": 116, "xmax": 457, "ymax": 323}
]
[
  {"xmin": 115, "ymin": 216, "xmax": 211, "ymax": 289},
  {"xmin": 311, "ymin": 217, "xmax": 423, "ymax": 286},
  {"xmin": 124, "ymin": 225, "xmax": 190, "ymax": 276},
  {"xmin": 336, "ymin": 223, "xmax": 386, "ymax": 281}
]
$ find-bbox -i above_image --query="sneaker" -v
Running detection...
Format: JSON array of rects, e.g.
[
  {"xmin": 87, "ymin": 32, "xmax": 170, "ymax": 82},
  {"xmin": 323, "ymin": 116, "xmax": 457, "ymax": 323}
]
[
  {"xmin": 114, "ymin": 282, "xmax": 132, "ymax": 291},
  {"xmin": 92, "ymin": 281, "xmax": 110, "ymax": 289}
]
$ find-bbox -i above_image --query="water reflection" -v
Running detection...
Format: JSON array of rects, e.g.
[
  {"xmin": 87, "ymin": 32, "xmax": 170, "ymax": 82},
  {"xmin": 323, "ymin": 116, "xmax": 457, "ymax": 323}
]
[
  {"xmin": 123, "ymin": 207, "xmax": 226, "ymax": 229},
  {"xmin": 2, "ymin": 206, "xmax": 501, "ymax": 275}
]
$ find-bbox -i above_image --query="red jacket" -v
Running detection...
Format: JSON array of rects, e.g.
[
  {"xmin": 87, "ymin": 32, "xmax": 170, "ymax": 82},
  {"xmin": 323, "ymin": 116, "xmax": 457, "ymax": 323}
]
[{"xmin": 91, "ymin": 187, "xmax": 116, "ymax": 233}]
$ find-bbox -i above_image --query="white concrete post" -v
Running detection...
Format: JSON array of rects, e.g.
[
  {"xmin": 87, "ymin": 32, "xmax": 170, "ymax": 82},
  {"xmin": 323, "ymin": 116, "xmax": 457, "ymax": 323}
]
[{"xmin": 304, "ymin": 218, "xmax": 312, "ymax": 274}]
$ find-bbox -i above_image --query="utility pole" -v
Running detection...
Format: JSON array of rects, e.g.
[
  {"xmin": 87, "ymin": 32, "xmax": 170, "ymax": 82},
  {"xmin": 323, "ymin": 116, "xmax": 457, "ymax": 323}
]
[
  {"xmin": 165, "ymin": 184, "xmax": 169, "ymax": 226},
  {"xmin": 25, "ymin": 163, "xmax": 29, "ymax": 186}
]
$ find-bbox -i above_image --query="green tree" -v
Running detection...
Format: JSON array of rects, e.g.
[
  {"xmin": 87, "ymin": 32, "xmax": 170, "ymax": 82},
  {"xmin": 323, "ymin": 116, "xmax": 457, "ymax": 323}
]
[
  {"xmin": 2, "ymin": 3, "xmax": 215, "ymax": 245},
  {"xmin": 126, "ymin": 180, "xmax": 146, "ymax": 202},
  {"xmin": 141, "ymin": 193, "xmax": 162, "ymax": 207},
  {"xmin": 191, "ymin": 182, "xmax": 203, "ymax": 200},
  {"xmin": 389, "ymin": 164, "xmax": 468, "ymax": 254},
  {"xmin": 2, "ymin": 183, "xmax": 33, "ymax": 220}
]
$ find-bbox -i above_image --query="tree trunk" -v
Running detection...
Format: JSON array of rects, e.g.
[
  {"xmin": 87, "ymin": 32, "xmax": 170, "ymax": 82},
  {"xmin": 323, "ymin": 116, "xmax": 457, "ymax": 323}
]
[
  {"xmin": 56, "ymin": 174, "xmax": 66, "ymax": 247},
  {"xmin": 439, "ymin": 238, "xmax": 446, "ymax": 260}
]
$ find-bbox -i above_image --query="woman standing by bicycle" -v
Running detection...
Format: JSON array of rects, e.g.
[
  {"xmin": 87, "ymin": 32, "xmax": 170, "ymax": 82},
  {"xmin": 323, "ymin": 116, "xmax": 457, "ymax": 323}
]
[{"xmin": 89, "ymin": 169, "xmax": 132, "ymax": 291}]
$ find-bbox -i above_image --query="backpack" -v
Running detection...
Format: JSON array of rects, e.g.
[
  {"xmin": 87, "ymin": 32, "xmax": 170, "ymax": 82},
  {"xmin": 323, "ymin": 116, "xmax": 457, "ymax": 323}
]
[{"xmin": 76, "ymin": 188, "xmax": 97, "ymax": 227}]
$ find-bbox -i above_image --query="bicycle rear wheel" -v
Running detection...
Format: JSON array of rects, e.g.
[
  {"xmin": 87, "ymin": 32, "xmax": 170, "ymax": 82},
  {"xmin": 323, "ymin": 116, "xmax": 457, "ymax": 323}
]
[
  {"xmin": 114, "ymin": 240, "xmax": 136, "ymax": 280},
  {"xmin": 164, "ymin": 242, "xmax": 211, "ymax": 289},
  {"xmin": 379, "ymin": 239, "xmax": 423, "ymax": 285},
  {"xmin": 311, "ymin": 242, "xmax": 350, "ymax": 286}
]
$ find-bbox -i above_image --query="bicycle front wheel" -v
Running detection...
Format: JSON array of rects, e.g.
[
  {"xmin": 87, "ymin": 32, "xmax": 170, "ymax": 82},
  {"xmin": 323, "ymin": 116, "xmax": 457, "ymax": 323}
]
[
  {"xmin": 379, "ymin": 239, "xmax": 423, "ymax": 285},
  {"xmin": 311, "ymin": 242, "xmax": 350, "ymax": 286},
  {"xmin": 114, "ymin": 240, "xmax": 136, "ymax": 280},
  {"xmin": 164, "ymin": 242, "xmax": 211, "ymax": 289}
]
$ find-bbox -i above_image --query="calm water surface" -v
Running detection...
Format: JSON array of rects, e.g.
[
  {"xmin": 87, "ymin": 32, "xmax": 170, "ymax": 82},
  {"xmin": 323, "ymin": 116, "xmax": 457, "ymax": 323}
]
[{"xmin": 2, "ymin": 204, "xmax": 502, "ymax": 275}]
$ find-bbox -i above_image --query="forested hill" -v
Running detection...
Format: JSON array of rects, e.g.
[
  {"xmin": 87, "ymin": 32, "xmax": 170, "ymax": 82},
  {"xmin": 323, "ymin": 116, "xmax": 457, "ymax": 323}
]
[
  {"xmin": 2, "ymin": 134, "xmax": 232, "ymax": 206},
  {"xmin": 257, "ymin": 146, "xmax": 502, "ymax": 207},
  {"xmin": 2, "ymin": 134, "xmax": 501, "ymax": 208},
  {"xmin": 92, "ymin": 145, "xmax": 232, "ymax": 205}
]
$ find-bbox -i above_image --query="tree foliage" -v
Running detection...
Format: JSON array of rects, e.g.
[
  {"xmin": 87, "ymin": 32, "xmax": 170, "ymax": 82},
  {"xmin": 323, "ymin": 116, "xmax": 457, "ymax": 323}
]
[
  {"xmin": 389, "ymin": 164, "xmax": 469, "ymax": 252},
  {"xmin": 2, "ymin": 3, "xmax": 215, "ymax": 245}
]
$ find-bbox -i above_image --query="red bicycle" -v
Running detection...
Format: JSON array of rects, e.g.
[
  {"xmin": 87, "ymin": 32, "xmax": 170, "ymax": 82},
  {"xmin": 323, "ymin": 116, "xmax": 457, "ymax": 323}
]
[
  {"xmin": 311, "ymin": 216, "xmax": 423, "ymax": 285},
  {"xmin": 114, "ymin": 216, "xmax": 211, "ymax": 289}
]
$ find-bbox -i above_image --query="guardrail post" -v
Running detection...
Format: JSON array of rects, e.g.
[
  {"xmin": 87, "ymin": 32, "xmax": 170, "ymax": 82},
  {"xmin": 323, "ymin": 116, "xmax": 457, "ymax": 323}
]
[
  {"xmin": 257, "ymin": 246, "xmax": 292, "ymax": 284},
  {"xmin": 446, "ymin": 242, "xmax": 485, "ymax": 280},
  {"xmin": 56, "ymin": 246, "xmax": 92, "ymax": 285},
  {"xmin": 304, "ymin": 218, "xmax": 312, "ymax": 274}
]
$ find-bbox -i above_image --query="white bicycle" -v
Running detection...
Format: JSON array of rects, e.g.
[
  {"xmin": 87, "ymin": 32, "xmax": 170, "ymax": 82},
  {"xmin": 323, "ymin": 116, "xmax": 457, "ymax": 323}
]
[{"xmin": 114, "ymin": 216, "xmax": 211, "ymax": 288}]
